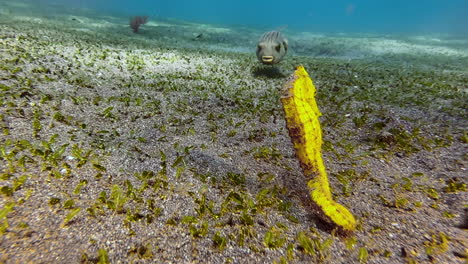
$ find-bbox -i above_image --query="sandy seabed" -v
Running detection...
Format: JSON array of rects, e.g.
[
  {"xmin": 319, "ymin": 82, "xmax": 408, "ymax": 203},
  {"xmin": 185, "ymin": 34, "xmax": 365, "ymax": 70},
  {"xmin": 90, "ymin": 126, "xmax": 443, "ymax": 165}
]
[{"xmin": 0, "ymin": 1, "xmax": 467, "ymax": 263}]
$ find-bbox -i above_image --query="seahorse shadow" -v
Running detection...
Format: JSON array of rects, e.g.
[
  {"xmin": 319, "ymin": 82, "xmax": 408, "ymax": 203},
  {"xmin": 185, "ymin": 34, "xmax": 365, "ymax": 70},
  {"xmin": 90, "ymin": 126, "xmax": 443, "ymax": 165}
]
[
  {"xmin": 281, "ymin": 171, "xmax": 337, "ymax": 233},
  {"xmin": 188, "ymin": 150, "xmax": 343, "ymax": 234},
  {"xmin": 187, "ymin": 150, "xmax": 257, "ymax": 188}
]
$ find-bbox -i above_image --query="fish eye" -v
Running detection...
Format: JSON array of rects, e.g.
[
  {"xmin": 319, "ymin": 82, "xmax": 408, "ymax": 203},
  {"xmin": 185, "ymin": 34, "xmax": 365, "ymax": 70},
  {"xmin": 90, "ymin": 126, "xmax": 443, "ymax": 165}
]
[
  {"xmin": 257, "ymin": 44, "xmax": 262, "ymax": 51},
  {"xmin": 275, "ymin": 44, "xmax": 281, "ymax": 52}
]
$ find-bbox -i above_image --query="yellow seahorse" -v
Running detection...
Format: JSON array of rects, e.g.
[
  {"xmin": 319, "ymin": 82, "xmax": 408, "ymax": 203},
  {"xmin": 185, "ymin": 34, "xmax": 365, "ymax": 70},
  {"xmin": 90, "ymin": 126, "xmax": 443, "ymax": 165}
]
[{"xmin": 281, "ymin": 65, "xmax": 356, "ymax": 232}]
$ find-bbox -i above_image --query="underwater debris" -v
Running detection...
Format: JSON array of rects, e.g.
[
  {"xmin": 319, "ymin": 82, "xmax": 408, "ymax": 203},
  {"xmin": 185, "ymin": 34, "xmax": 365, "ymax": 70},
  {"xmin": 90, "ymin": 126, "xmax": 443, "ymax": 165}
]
[
  {"xmin": 130, "ymin": 16, "xmax": 148, "ymax": 33},
  {"xmin": 256, "ymin": 31, "xmax": 288, "ymax": 65},
  {"xmin": 281, "ymin": 65, "xmax": 356, "ymax": 232}
]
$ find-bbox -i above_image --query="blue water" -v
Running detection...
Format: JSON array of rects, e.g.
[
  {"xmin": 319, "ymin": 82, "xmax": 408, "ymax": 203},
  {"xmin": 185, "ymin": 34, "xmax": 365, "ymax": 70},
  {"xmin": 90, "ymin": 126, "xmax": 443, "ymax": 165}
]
[{"xmin": 55, "ymin": 0, "xmax": 468, "ymax": 34}]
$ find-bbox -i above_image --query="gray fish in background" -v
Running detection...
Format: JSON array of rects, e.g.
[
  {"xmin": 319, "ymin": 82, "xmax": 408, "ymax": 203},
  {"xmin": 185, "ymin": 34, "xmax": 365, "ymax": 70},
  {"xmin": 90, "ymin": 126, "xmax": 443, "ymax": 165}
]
[{"xmin": 256, "ymin": 31, "xmax": 288, "ymax": 65}]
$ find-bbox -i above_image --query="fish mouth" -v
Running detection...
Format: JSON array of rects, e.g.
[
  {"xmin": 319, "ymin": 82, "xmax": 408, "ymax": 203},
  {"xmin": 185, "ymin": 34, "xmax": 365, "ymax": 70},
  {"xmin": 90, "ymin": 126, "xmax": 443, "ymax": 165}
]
[{"xmin": 261, "ymin": 56, "xmax": 274, "ymax": 63}]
